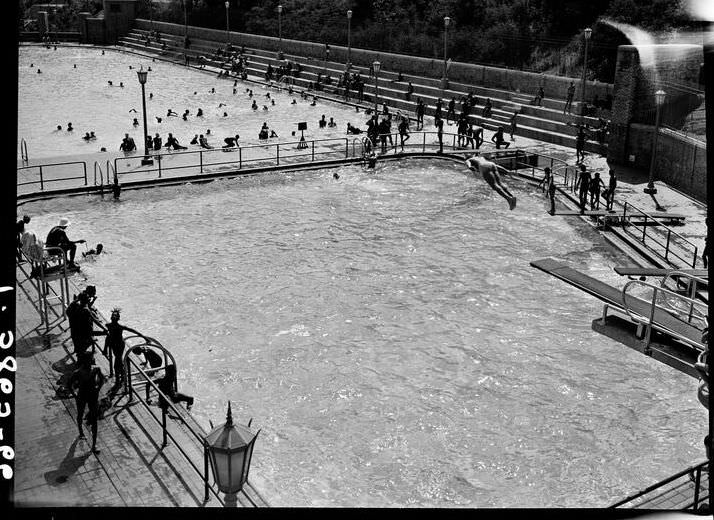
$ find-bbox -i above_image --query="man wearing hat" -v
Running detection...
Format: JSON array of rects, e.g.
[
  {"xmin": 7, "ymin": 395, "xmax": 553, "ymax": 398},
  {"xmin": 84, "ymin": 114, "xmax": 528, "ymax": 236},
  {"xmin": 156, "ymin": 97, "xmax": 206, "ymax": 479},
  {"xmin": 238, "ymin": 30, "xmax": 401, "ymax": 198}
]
[{"xmin": 46, "ymin": 217, "xmax": 85, "ymax": 268}]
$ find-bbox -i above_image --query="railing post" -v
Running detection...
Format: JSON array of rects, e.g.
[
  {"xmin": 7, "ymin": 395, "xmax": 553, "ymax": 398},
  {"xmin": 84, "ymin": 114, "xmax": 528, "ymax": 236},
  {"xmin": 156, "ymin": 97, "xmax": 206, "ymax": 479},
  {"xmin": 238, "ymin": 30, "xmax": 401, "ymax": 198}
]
[
  {"xmin": 157, "ymin": 154, "xmax": 162, "ymax": 178},
  {"xmin": 664, "ymin": 231, "xmax": 671, "ymax": 260},
  {"xmin": 692, "ymin": 466, "xmax": 701, "ymax": 508},
  {"xmin": 422, "ymin": 132, "xmax": 426, "ymax": 153},
  {"xmin": 161, "ymin": 405, "xmax": 168, "ymax": 447},
  {"xmin": 345, "ymin": 138, "xmax": 349, "ymax": 158},
  {"xmin": 39, "ymin": 166, "xmax": 44, "ymax": 191},
  {"xmin": 276, "ymin": 144, "xmax": 280, "ymax": 166},
  {"xmin": 312, "ymin": 140, "xmax": 315, "ymax": 161},
  {"xmin": 642, "ymin": 216, "xmax": 647, "ymax": 242},
  {"xmin": 239, "ymin": 147, "xmax": 242, "ymax": 169},
  {"xmin": 622, "ymin": 202, "xmax": 628, "ymax": 229},
  {"xmin": 199, "ymin": 150, "xmax": 203, "ymax": 174},
  {"xmin": 83, "ymin": 162, "xmax": 88, "ymax": 185},
  {"xmin": 692, "ymin": 246, "xmax": 698, "ymax": 268},
  {"xmin": 644, "ymin": 288, "xmax": 657, "ymax": 353},
  {"xmin": 204, "ymin": 442, "xmax": 210, "ymax": 503}
]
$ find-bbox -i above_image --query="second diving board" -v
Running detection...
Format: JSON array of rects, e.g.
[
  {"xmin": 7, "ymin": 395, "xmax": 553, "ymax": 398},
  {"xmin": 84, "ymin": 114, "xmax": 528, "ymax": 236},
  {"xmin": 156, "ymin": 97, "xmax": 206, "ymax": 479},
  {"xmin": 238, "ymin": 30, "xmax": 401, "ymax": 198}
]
[
  {"xmin": 614, "ymin": 267, "xmax": 708, "ymax": 278},
  {"xmin": 531, "ymin": 258, "xmax": 704, "ymax": 356}
]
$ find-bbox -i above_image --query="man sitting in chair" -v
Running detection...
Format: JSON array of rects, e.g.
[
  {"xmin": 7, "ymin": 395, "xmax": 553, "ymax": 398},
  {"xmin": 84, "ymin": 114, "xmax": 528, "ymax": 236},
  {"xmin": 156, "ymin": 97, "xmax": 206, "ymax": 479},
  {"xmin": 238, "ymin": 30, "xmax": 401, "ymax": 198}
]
[{"xmin": 46, "ymin": 217, "xmax": 85, "ymax": 269}]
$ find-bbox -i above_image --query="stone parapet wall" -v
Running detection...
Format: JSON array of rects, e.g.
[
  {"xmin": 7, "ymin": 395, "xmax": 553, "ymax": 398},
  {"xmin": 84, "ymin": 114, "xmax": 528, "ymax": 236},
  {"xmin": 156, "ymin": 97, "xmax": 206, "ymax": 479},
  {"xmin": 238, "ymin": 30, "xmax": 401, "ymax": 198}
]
[{"xmin": 133, "ymin": 19, "xmax": 612, "ymax": 101}]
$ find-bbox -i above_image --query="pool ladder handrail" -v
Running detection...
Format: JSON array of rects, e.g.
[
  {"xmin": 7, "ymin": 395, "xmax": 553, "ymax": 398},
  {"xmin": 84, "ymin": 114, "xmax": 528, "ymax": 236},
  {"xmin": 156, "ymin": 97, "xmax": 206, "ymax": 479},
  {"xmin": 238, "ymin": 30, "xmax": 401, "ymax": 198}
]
[{"xmin": 621, "ymin": 278, "xmax": 708, "ymax": 351}]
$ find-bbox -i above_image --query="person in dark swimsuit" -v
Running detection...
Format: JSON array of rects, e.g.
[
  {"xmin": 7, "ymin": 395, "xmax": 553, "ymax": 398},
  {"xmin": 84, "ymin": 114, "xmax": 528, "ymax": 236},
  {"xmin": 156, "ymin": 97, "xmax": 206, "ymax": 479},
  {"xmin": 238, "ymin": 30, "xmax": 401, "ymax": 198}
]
[
  {"xmin": 69, "ymin": 351, "xmax": 105, "ymax": 454},
  {"xmin": 96, "ymin": 308, "xmax": 140, "ymax": 386}
]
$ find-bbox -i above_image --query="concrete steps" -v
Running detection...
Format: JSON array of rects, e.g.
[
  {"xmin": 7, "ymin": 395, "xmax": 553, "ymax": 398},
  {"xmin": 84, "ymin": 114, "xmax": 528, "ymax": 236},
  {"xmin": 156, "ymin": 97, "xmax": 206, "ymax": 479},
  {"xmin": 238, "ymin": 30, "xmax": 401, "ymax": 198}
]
[{"xmin": 120, "ymin": 29, "xmax": 606, "ymax": 153}]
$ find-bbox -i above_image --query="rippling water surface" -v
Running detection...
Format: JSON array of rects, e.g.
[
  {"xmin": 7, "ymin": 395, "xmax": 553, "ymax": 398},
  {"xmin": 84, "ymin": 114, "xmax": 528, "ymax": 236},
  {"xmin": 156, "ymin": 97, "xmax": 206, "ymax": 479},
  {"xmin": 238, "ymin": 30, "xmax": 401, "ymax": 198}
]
[{"xmin": 22, "ymin": 160, "xmax": 705, "ymax": 507}]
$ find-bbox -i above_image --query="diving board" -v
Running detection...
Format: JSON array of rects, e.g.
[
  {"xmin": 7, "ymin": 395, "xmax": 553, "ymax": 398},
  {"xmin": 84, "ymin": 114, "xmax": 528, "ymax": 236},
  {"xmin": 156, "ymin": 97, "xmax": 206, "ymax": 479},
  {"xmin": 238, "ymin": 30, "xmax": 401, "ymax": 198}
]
[
  {"xmin": 530, "ymin": 258, "xmax": 705, "ymax": 350},
  {"xmin": 553, "ymin": 210, "xmax": 686, "ymax": 221},
  {"xmin": 614, "ymin": 267, "xmax": 708, "ymax": 278}
]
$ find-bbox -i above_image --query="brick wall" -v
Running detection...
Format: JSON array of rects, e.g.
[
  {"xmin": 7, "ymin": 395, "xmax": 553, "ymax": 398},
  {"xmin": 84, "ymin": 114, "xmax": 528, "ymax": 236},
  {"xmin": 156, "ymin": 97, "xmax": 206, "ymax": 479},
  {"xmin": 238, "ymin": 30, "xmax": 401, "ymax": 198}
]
[{"xmin": 133, "ymin": 19, "xmax": 613, "ymax": 101}]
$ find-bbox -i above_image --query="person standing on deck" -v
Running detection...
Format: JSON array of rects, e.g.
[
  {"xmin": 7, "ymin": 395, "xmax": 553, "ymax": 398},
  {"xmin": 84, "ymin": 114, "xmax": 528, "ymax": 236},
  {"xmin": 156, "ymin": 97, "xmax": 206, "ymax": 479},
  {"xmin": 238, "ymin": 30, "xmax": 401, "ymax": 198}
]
[
  {"xmin": 564, "ymin": 81, "xmax": 576, "ymax": 114},
  {"xmin": 576, "ymin": 164, "xmax": 591, "ymax": 213},
  {"xmin": 604, "ymin": 169, "xmax": 617, "ymax": 211},
  {"xmin": 69, "ymin": 352, "xmax": 105, "ymax": 454},
  {"xmin": 416, "ymin": 99, "xmax": 425, "ymax": 130},
  {"xmin": 509, "ymin": 111, "xmax": 518, "ymax": 141},
  {"xmin": 94, "ymin": 309, "xmax": 140, "ymax": 387}
]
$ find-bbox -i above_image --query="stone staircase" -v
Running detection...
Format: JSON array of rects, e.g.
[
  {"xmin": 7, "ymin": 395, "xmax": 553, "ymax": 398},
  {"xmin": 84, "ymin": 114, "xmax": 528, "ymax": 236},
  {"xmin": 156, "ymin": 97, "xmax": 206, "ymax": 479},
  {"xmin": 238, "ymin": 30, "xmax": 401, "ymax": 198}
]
[{"xmin": 119, "ymin": 29, "xmax": 606, "ymax": 153}]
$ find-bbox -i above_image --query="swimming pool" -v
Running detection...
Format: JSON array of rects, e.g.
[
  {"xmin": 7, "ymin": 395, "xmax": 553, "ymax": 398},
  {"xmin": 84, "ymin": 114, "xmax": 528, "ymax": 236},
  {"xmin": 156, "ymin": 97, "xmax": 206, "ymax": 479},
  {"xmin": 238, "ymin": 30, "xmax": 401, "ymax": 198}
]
[
  {"xmin": 20, "ymin": 159, "xmax": 705, "ymax": 507},
  {"xmin": 18, "ymin": 45, "xmax": 370, "ymax": 161}
]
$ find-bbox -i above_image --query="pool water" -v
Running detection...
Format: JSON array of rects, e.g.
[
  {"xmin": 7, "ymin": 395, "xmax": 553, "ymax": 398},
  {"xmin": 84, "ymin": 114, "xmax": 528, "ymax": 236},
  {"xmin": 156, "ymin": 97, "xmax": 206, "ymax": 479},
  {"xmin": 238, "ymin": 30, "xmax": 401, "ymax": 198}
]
[
  {"xmin": 18, "ymin": 46, "xmax": 370, "ymax": 161},
  {"xmin": 21, "ymin": 160, "xmax": 705, "ymax": 507}
]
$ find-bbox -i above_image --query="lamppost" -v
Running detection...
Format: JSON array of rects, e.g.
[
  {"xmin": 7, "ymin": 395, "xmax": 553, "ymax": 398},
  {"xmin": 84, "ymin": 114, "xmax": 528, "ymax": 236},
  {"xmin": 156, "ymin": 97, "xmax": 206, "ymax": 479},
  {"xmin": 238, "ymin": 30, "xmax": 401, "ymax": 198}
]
[
  {"xmin": 644, "ymin": 89, "xmax": 667, "ymax": 211},
  {"xmin": 224, "ymin": 1, "xmax": 230, "ymax": 47},
  {"xmin": 579, "ymin": 27, "xmax": 592, "ymax": 122},
  {"xmin": 183, "ymin": 0, "xmax": 188, "ymax": 38},
  {"xmin": 205, "ymin": 402, "xmax": 260, "ymax": 508},
  {"xmin": 346, "ymin": 10, "xmax": 353, "ymax": 70},
  {"xmin": 373, "ymin": 60, "xmax": 381, "ymax": 114},
  {"xmin": 277, "ymin": 5, "xmax": 283, "ymax": 59},
  {"xmin": 441, "ymin": 16, "xmax": 450, "ymax": 90},
  {"xmin": 136, "ymin": 68, "xmax": 153, "ymax": 166}
]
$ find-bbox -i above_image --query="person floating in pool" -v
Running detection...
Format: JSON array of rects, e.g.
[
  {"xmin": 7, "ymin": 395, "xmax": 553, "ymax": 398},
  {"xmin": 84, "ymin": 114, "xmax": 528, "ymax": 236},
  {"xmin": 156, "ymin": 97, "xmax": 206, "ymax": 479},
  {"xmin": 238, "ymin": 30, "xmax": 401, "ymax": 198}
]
[
  {"xmin": 167, "ymin": 109, "xmax": 178, "ymax": 117},
  {"xmin": 464, "ymin": 153, "xmax": 517, "ymax": 210},
  {"xmin": 82, "ymin": 243, "xmax": 104, "ymax": 259},
  {"xmin": 132, "ymin": 118, "xmax": 139, "ymax": 127}
]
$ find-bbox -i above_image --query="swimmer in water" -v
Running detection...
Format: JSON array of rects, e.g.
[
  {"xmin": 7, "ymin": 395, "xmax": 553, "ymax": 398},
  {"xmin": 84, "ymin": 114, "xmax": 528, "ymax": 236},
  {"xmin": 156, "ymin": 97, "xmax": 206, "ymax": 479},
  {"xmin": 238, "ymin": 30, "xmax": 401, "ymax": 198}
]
[
  {"xmin": 37, "ymin": 69, "xmax": 42, "ymax": 74},
  {"xmin": 193, "ymin": 91, "xmax": 197, "ymax": 95},
  {"xmin": 55, "ymin": 125, "xmax": 62, "ymax": 131},
  {"xmin": 89, "ymin": 131, "xmax": 96, "ymax": 140},
  {"xmin": 83, "ymin": 132, "xmax": 91, "ymax": 141},
  {"xmin": 129, "ymin": 65, "xmax": 133, "ymax": 70},
  {"xmin": 182, "ymin": 110, "xmax": 189, "ymax": 120},
  {"xmin": 206, "ymin": 129, "xmax": 211, "ymax": 135},
  {"xmin": 120, "ymin": 82, "xmax": 124, "ymax": 88},
  {"xmin": 251, "ymin": 100, "xmax": 258, "ymax": 110},
  {"xmin": 222, "ymin": 134, "xmax": 240, "ymax": 148},
  {"xmin": 149, "ymin": 93, "xmax": 153, "ymax": 99},
  {"xmin": 67, "ymin": 123, "xmax": 73, "ymax": 132},
  {"xmin": 262, "ymin": 105, "xmax": 268, "ymax": 110},
  {"xmin": 190, "ymin": 134, "xmax": 199, "ymax": 145},
  {"xmin": 196, "ymin": 108, "xmax": 204, "ymax": 117},
  {"xmin": 223, "ymin": 112, "xmax": 228, "ymax": 117},
  {"xmin": 108, "ymin": 80, "xmax": 113, "ymax": 86},
  {"xmin": 73, "ymin": 64, "xmax": 77, "ymax": 68},
  {"xmin": 155, "ymin": 117, "xmax": 162, "ymax": 123},
  {"xmin": 148, "ymin": 67, "xmax": 152, "ymax": 71},
  {"xmin": 271, "ymin": 99, "xmax": 275, "ymax": 106},
  {"xmin": 218, "ymin": 103, "xmax": 226, "ymax": 107},
  {"xmin": 269, "ymin": 130, "xmax": 278, "ymax": 138},
  {"xmin": 291, "ymin": 99, "xmax": 297, "ymax": 104},
  {"xmin": 132, "ymin": 118, "xmax": 139, "ymax": 127},
  {"xmin": 167, "ymin": 109, "xmax": 178, "ymax": 117},
  {"xmin": 211, "ymin": 87, "xmax": 215, "ymax": 93},
  {"xmin": 464, "ymin": 153, "xmax": 517, "ymax": 210},
  {"xmin": 233, "ymin": 88, "xmax": 237, "ymax": 95},
  {"xmin": 82, "ymin": 243, "xmax": 104, "ymax": 258},
  {"xmin": 333, "ymin": 172, "xmax": 340, "ymax": 180}
]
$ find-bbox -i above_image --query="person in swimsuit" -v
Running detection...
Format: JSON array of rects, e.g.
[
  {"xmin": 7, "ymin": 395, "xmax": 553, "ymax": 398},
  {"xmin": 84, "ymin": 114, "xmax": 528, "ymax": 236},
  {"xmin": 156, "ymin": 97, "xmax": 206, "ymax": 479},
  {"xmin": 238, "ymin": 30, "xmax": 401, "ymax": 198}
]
[
  {"xmin": 69, "ymin": 352, "xmax": 105, "ymax": 454},
  {"xmin": 464, "ymin": 153, "xmax": 517, "ymax": 210},
  {"xmin": 96, "ymin": 308, "xmax": 140, "ymax": 386}
]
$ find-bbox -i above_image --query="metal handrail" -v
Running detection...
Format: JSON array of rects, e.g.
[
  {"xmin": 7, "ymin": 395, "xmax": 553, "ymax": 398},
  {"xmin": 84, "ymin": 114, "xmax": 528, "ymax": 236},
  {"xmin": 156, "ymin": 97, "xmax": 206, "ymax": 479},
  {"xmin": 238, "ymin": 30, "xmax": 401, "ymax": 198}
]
[
  {"xmin": 106, "ymin": 160, "xmax": 117, "ymax": 185},
  {"xmin": 622, "ymin": 201, "xmax": 699, "ymax": 268},
  {"xmin": 609, "ymin": 459, "xmax": 709, "ymax": 509},
  {"xmin": 659, "ymin": 271, "xmax": 708, "ymax": 324},
  {"xmin": 17, "ymin": 160, "xmax": 88, "ymax": 190},
  {"xmin": 621, "ymin": 279, "xmax": 707, "ymax": 350},
  {"xmin": 124, "ymin": 355, "xmax": 226, "ymax": 505}
]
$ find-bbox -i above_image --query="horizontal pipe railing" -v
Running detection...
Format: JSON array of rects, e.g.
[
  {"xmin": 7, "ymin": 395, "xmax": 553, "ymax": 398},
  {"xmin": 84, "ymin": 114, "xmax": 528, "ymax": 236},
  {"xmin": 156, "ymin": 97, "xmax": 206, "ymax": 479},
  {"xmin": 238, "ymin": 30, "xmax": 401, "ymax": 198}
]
[{"xmin": 622, "ymin": 202, "xmax": 699, "ymax": 268}]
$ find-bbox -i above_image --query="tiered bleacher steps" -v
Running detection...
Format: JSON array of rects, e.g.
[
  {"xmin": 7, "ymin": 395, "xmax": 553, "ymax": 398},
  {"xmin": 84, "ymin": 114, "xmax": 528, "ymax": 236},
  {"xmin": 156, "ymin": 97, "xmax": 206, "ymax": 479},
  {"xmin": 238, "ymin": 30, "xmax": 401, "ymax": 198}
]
[{"xmin": 119, "ymin": 29, "xmax": 605, "ymax": 152}]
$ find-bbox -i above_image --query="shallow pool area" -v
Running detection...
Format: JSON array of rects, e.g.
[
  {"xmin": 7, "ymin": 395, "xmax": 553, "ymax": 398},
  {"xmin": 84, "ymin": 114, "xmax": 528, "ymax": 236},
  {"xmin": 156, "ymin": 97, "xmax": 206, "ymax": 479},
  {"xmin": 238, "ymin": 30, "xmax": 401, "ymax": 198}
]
[
  {"xmin": 20, "ymin": 158, "xmax": 705, "ymax": 507},
  {"xmin": 18, "ymin": 45, "xmax": 369, "ymax": 161}
]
